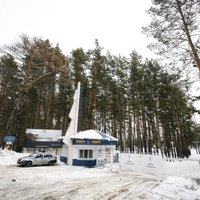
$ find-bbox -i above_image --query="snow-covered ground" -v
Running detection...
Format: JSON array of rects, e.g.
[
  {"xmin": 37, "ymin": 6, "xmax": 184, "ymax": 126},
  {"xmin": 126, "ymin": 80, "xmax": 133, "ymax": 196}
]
[{"xmin": 0, "ymin": 149, "xmax": 200, "ymax": 200}]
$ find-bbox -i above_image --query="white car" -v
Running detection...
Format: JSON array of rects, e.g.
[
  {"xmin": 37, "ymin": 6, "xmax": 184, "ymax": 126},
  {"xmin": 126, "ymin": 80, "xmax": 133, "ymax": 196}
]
[{"xmin": 17, "ymin": 153, "xmax": 57, "ymax": 167}]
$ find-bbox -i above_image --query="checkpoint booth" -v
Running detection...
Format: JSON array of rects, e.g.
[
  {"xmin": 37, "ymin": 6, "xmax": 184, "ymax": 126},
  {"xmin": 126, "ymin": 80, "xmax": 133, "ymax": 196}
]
[{"xmin": 60, "ymin": 129, "xmax": 118, "ymax": 167}]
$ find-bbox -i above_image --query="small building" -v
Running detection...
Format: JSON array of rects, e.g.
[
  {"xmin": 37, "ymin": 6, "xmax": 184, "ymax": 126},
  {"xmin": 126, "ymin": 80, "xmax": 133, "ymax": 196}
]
[
  {"xmin": 23, "ymin": 129, "xmax": 62, "ymax": 154},
  {"xmin": 61, "ymin": 129, "xmax": 118, "ymax": 167},
  {"xmin": 60, "ymin": 82, "xmax": 118, "ymax": 167}
]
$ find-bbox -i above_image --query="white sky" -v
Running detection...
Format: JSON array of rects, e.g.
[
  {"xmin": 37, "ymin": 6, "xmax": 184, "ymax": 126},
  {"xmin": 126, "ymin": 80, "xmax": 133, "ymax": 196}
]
[
  {"xmin": 1, "ymin": 0, "xmax": 200, "ymax": 121},
  {"xmin": 0, "ymin": 0, "xmax": 155, "ymax": 58}
]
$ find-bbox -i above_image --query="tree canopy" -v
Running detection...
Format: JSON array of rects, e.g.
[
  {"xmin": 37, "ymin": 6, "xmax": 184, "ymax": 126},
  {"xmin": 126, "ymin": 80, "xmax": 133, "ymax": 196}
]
[
  {"xmin": 0, "ymin": 35, "xmax": 196, "ymax": 157},
  {"xmin": 143, "ymin": 0, "xmax": 200, "ymax": 72}
]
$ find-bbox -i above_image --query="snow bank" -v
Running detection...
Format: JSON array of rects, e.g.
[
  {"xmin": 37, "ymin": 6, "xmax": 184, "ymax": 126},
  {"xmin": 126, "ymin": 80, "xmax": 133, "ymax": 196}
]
[
  {"xmin": 151, "ymin": 176, "xmax": 200, "ymax": 200},
  {"xmin": 0, "ymin": 149, "xmax": 74, "ymax": 167},
  {"xmin": 0, "ymin": 149, "xmax": 29, "ymax": 166},
  {"xmin": 189, "ymin": 148, "xmax": 200, "ymax": 160}
]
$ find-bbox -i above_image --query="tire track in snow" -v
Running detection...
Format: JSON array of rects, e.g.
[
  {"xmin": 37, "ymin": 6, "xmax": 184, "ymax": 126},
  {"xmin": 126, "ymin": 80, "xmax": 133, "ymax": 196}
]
[
  {"xmin": 39, "ymin": 172, "xmax": 159, "ymax": 200},
  {"xmin": 0, "ymin": 166, "xmax": 161, "ymax": 200}
]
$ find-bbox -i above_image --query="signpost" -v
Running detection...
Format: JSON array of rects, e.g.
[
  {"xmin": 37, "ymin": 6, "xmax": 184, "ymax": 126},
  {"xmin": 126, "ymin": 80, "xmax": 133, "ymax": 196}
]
[
  {"xmin": 4, "ymin": 136, "xmax": 16, "ymax": 150},
  {"xmin": 4, "ymin": 136, "xmax": 16, "ymax": 143}
]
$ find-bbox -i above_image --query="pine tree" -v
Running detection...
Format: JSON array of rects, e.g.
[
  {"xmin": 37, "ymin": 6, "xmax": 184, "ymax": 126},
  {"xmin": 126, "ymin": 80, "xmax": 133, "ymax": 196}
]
[
  {"xmin": 2, "ymin": 35, "xmax": 69, "ymax": 151},
  {"xmin": 0, "ymin": 55, "xmax": 18, "ymax": 146},
  {"xmin": 143, "ymin": 0, "xmax": 200, "ymax": 71}
]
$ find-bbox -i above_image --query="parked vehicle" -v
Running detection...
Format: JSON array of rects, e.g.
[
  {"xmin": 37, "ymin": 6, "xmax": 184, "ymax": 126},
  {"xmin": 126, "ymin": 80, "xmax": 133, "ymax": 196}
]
[{"xmin": 17, "ymin": 153, "xmax": 57, "ymax": 167}]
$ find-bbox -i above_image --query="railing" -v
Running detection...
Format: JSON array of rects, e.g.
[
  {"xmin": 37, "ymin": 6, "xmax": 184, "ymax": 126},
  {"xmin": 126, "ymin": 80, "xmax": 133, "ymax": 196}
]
[{"xmin": 165, "ymin": 158, "xmax": 200, "ymax": 177}]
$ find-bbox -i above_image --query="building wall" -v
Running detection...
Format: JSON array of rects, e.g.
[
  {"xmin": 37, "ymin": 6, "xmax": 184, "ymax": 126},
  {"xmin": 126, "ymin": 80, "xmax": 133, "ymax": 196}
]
[
  {"xmin": 72, "ymin": 145, "xmax": 98, "ymax": 160},
  {"xmin": 60, "ymin": 144, "xmax": 68, "ymax": 163},
  {"xmin": 72, "ymin": 145, "xmax": 116, "ymax": 167}
]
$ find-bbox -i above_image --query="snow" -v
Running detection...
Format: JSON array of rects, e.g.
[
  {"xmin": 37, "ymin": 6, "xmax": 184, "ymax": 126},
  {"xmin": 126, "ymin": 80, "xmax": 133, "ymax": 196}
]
[
  {"xmin": 26, "ymin": 129, "xmax": 62, "ymax": 141},
  {"xmin": 0, "ymin": 149, "xmax": 200, "ymax": 200},
  {"xmin": 71, "ymin": 129, "xmax": 118, "ymax": 141},
  {"xmin": 0, "ymin": 149, "xmax": 29, "ymax": 166},
  {"xmin": 152, "ymin": 177, "xmax": 200, "ymax": 200}
]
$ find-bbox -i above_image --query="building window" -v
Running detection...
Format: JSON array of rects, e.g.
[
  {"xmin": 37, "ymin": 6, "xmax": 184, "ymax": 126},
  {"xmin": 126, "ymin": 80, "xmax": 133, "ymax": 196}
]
[
  {"xmin": 79, "ymin": 149, "xmax": 93, "ymax": 159},
  {"xmin": 89, "ymin": 150, "xmax": 92, "ymax": 158},
  {"xmin": 80, "ymin": 150, "xmax": 84, "ymax": 158}
]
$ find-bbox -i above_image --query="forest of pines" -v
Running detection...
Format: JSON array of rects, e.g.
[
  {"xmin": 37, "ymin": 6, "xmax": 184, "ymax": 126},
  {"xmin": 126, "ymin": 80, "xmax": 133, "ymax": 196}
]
[{"xmin": 0, "ymin": 35, "xmax": 198, "ymax": 158}]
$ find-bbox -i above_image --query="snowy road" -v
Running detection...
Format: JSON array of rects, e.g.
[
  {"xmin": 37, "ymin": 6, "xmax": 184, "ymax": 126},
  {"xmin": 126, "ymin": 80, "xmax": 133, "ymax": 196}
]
[
  {"xmin": 0, "ymin": 165, "xmax": 161, "ymax": 200},
  {"xmin": 0, "ymin": 149, "xmax": 200, "ymax": 200}
]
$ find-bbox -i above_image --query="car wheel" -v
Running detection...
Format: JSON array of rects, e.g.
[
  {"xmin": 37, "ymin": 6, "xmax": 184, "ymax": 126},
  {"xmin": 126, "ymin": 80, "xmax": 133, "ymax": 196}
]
[
  {"xmin": 48, "ymin": 161, "xmax": 53, "ymax": 166},
  {"xmin": 26, "ymin": 161, "xmax": 32, "ymax": 167}
]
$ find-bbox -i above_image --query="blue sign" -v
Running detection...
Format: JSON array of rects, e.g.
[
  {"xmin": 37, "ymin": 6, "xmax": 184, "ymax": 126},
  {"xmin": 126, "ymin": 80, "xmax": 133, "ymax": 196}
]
[
  {"xmin": 4, "ymin": 136, "xmax": 16, "ymax": 142},
  {"xmin": 72, "ymin": 139, "xmax": 117, "ymax": 146}
]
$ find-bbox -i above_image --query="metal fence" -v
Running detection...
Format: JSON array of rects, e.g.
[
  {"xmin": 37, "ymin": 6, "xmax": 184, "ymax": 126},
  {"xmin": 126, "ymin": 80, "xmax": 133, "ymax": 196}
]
[
  {"xmin": 165, "ymin": 158, "xmax": 200, "ymax": 177},
  {"xmin": 118, "ymin": 152, "xmax": 200, "ymax": 178}
]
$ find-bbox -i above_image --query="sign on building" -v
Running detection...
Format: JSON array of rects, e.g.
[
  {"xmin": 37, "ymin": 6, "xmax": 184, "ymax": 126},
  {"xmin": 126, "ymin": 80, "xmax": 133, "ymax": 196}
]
[{"xmin": 23, "ymin": 129, "xmax": 62, "ymax": 148}]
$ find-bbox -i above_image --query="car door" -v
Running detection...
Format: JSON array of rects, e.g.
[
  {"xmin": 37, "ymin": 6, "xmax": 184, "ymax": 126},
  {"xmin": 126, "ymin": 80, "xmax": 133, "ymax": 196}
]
[
  {"xmin": 43, "ymin": 154, "xmax": 51, "ymax": 165},
  {"xmin": 34, "ymin": 154, "xmax": 43, "ymax": 165}
]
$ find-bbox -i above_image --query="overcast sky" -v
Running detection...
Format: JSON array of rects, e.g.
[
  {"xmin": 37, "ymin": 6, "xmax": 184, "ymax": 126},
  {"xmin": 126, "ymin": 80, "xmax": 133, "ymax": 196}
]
[
  {"xmin": 0, "ymin": 0, "xmax": 156, "ymax": 58},
  {"xmin": 1, "ymin": 0, "xmax": 200, "ymax": 122}
]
